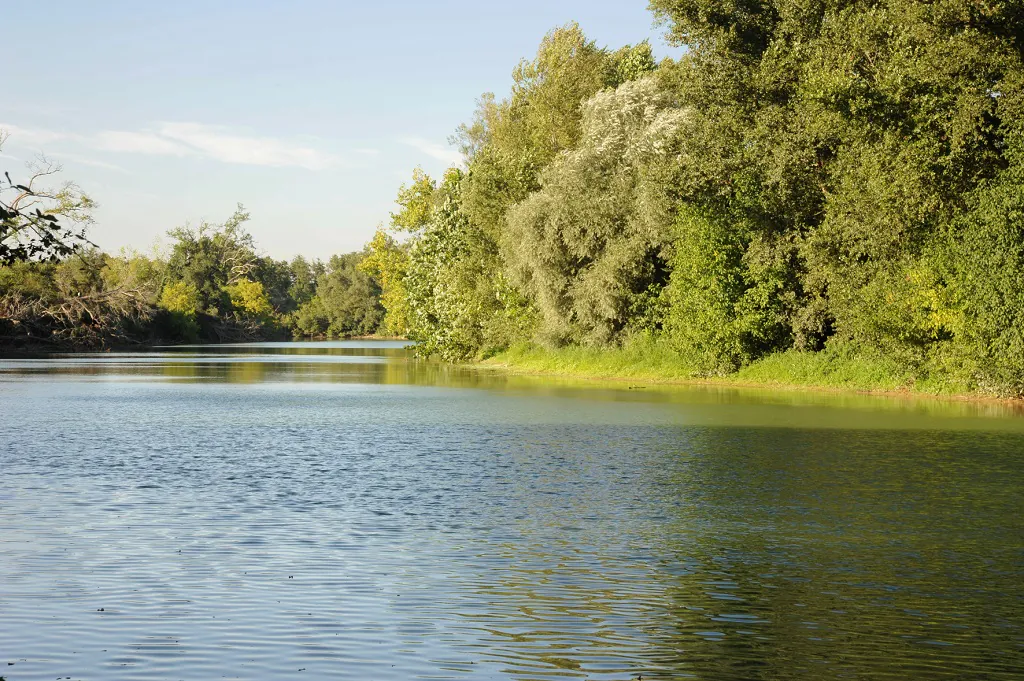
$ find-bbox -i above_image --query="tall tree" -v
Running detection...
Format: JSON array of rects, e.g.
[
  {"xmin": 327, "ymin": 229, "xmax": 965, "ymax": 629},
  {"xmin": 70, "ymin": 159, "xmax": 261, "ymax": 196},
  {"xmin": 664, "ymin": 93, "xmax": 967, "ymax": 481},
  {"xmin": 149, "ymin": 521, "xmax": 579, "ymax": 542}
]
[
  {"xmin": 505, "ymin": 77, "xmax": 685, "ymax": 345},
  {"xmin": 164, "ymin": 204, "xmax": 257, "ymax": 314},
  {"xmin": 647, "ymin": 0, "xmax": 1024, "ymax": 384}
]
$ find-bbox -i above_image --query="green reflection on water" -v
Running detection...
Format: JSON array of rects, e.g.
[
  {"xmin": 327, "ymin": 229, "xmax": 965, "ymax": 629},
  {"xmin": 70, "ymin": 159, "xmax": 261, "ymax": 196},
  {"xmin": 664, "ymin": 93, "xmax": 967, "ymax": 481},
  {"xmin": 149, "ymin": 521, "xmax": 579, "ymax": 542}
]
[
  {"xmin": 0, "ymin": 341, "xmax": 1021, "ymax": 680},
  {"xmin": 2, "ymin": 340, "xmax": 1023, "ymax": 429}
]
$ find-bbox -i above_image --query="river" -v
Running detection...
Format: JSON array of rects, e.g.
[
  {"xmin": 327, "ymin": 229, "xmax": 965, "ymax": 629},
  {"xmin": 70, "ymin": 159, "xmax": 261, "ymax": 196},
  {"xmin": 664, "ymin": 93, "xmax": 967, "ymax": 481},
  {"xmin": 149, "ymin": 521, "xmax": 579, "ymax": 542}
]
[{"xmin": 1, "ymin": 341, "xmax": 1021, "ymax": 680}]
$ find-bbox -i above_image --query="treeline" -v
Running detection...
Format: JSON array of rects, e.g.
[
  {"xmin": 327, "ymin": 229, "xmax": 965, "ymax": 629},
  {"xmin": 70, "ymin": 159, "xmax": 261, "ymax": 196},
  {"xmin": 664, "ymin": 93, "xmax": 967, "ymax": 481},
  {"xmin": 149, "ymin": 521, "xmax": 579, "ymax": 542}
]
[
  {"xmin": 4, "ymin": 0, "xmax": 1024, "ymax": 396},
  {"xmin": 0, "ymin": 203, "xmax": 383, "ymax": 347},
  {"xmin": 359, "ymin": 1, "xmax": 1024, "ymax": 396}
]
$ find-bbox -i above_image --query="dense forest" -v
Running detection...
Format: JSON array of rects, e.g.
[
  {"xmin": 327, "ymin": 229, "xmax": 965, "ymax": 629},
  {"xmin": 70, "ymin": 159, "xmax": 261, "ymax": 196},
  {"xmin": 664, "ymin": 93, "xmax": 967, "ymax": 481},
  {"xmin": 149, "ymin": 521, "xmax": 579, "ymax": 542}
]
[{"xmin": 4, "ymin": 0, "xmax": 1024, "ymax": 396}]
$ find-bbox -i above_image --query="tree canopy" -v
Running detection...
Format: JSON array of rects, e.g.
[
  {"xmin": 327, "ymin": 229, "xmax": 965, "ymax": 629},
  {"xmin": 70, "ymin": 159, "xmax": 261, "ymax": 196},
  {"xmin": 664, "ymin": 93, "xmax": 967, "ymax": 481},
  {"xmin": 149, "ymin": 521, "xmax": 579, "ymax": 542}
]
[
  {"xmin": 363, "ymin": 1, "xmax": 1024, "ymax": 395},
  {"xmin": 5, "ymin": 2, "xmax": 1024, "ymax": 396}
]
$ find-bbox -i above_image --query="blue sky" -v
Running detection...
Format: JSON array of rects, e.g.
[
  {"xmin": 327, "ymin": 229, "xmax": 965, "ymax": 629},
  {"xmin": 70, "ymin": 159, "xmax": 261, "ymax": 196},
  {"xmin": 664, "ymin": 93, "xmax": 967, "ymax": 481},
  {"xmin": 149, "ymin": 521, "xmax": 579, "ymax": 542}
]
[{"xmin": 1, "ymin": 1, "xmax": 678, "ymax": 260}]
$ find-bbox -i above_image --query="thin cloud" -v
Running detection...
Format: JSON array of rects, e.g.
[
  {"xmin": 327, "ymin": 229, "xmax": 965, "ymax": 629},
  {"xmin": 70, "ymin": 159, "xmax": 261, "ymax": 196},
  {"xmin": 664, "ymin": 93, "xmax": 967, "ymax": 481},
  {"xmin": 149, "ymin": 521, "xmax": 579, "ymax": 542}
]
[
  {"xmin": 0, "ymin": 121, "xmax": 340, "ymax": 170},
  {"xmin": 50, "ymin": 151, "xmax": 128, "ymax": 173},
  {"xmin": 158, "ymin": 122, "xmax": 338, "ymax": 170},
  {"xmin": 401, "ymin": 137, "xmax": 462, "ymax": 166},
  {"xmin": 93, "ymin": 130, "xmax": 191, "ymax": 156},
  {"xmin": 0, "ymin": 122, "xmax": 69, "ymax": 146}
]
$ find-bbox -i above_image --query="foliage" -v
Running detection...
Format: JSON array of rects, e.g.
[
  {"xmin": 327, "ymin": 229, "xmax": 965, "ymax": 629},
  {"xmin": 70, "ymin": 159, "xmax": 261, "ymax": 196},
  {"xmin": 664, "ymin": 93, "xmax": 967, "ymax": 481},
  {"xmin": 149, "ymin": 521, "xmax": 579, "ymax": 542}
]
[
  {"xmin": 934, "ymin": 156, "xmax": 1024, "ymax": 396},
  {"xmin": 286, "ymin": 256, "xmax": 323, "ymax": 309},
  {"xmin": 375, "ymin": 166, "xmax": 536, "ymax": 360},
  {"xmin": 157, "ymin": 280, "xmax": 201, "ymax": 341},
  {"xmin": 159, "ymin": 281, "xmax": 200, "ymax": 316},
  {"xmin": 6, "ymin": 5, "xmax": 1024, "ymax": 398},
  {"xmin": 165, "ymin": 204, "xmax": 257, "ymax": 315},
  {"xmin": 101, "ymin": 249, "xmax": 165, "ymax": 302},
  {"xmin": 0, "ymin": 251, "xmax": 155, "ymax": 348},
  {"xmin": 504, "ymin": 76, "xmax": 684, "ymax": 346},
  {"xmin": 252, "ymin": 257, "xmax": 297, "ymax": 315},
  {"xmin": 402, "ymin": 24, "xmax": 662, "ymax": 359},
  {"xmin": 224, "ymin": 278, "xmax": 274, "ymax": 319},
  {"xmin": 641, "ymin": 0, "xmax": 1024, "ymax": 393},
  {"xmin": 359, "ymin": 229, "xmax": 410, "ymax": 336},
  {"xmin": 294, "ymin": 252, "xmax": 383, "ymax": 337},
  {"xmin": 391, "ymin": 167, "xmax": 438, "ymax": 232},
  {"xmin": 1, "ymin": 201, "xmax": 385, "ymax": 346},
  {"xmin": 404, "ymin": 170, "xmax": 490, "ymax": 359},
  {"xmin": 0, "ymin": 143, "xmax": 95, "ymax": 265},
  {"xmin": 359, "ymin": 5, "xmax": 1024, "ymax": 395},
  {"xmin": 456, "ymin": 24, "xmax": 657, "ymax": 244}
]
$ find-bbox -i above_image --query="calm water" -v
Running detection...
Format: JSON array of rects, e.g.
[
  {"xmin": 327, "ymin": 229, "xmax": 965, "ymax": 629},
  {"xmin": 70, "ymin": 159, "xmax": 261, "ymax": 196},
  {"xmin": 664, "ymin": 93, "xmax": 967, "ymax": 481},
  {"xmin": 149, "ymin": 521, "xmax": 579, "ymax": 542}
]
[{"xmin": 1, "ymin": 341, "xmax": 1022, "ymax": 681}]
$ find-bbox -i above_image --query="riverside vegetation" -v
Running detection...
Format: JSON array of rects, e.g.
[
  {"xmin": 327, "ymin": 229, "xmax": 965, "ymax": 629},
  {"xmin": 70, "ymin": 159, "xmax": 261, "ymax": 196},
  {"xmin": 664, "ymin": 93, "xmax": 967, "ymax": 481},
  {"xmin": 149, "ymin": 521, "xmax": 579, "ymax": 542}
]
[
  {"xmin": 4, "ymin": 0, "xmax": 1024, "ymax": 397},
  {"xmin": 0, "ymin": 192, "xmax": 385, "ymax": 346}
]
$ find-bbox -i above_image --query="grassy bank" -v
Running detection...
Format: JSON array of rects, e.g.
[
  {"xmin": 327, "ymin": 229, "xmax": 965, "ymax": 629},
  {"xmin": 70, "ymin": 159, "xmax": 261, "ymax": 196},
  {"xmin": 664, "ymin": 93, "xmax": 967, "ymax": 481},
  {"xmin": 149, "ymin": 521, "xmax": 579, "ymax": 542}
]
[{"xmin": 484, "ymin": 340, "xmax": 987, "ymax": 398}]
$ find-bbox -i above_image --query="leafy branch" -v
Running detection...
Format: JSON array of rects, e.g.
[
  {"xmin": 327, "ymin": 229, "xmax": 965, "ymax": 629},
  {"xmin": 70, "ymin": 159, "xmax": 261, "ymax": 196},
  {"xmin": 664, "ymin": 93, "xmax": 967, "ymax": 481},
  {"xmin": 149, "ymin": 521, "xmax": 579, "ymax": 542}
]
[{"xmin": 0, "ymin": 145, "xmax": 96, "ymax": 265}]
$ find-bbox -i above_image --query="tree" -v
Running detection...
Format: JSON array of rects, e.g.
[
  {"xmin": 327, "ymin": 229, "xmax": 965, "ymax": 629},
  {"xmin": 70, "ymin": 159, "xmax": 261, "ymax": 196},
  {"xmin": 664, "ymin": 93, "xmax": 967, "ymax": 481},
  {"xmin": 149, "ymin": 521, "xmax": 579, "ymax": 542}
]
[
  {"xmin": 164, "ymin": 204, "xmax": 257, "ymax": 314},
  {"xmin": 251, "ymin": 257, "xmax": 296, "ymax": 314},
  {"xmin": 0, "ymin": 138, "xmax": 95, "ymax": 265},
  {"xmin": 456, "ymin": 23, "xmax": 636, "ymax": 243},
  {"xmin": 224, "ymin": 278, "xmax": 274, "ymax": 320},
  {"xmin": 286, "ymin": 255, "xmax": 323, "ymax": 310},
  {"xmin": 643, "ymin": 0, "xmax": 1024, "ymax": 386},
  {"xmin": 391, "ymin": 167, "xmax": 438, "ymax": 232},
  {"xmin": 428, "ymin": 25, "xmax": 662, "ymax": 357},
  {"xmin": 358, "ymin": 229, "xmax": 410, "ymax": 336},
  {"xmin": 504, "ymin": 77, "xmax": 686, "ymax": 346},
  {"xmin": 404, "ymin": 169, "xmax": 498, "ymax": 359},
  {"xmin": 294, "ymin": 252, "xmax": 383, "ymax": 337}
]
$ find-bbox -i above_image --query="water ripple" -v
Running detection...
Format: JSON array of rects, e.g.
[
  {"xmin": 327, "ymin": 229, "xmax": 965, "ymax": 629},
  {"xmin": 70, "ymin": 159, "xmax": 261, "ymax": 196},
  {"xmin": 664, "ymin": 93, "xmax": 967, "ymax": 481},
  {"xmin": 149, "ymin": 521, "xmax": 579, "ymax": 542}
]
[{"xmin": 1, "ymin": 343, "xmax": 1022, "ymax": 680}]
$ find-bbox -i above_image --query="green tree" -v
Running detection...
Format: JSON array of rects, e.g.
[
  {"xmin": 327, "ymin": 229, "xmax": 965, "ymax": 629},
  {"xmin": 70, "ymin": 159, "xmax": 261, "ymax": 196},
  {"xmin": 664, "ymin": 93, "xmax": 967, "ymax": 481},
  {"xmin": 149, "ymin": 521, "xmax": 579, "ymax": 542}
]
[
  {"xmin": 645, "ymin": 0, "xmax": 1024, "ymax": 386},
  {"xmin": 287, "ymin": 255, "xmax": 323, "ymax": 309},
  {"xmin": 251, "ymin": 257, "xmax": 295, "ymax": 314},
  {"xmin": 0, "ymin": 147, "xmax": 95, "ymax": 265},
  {"xmin": 165, "ymin": 204, "xmax": 257, "ymax": 315},
  {"xmin": 159, "ymin": 280, "xmax": 200, "ymax": 315},
  {"xmin": 456, "ymin": 23, "xmax": 634, "ymax": 243},
  {"xmin": 359, "ymin": 229, "xmax": 410, "ymax": 336},
  {"xmin": 295, "ymin": 252, "xmax": 383, "ymax": 337},
  {"xmin": 157, "ymin": 280, "xmax": 201, "ymax": 341},
  {"xmin": 224, "ymin": 278, "xmax": 274, "ymax": 320},
  {"xmin": 504, "ymin": 76, "xmax": 686, "ymax": 346},
  {"xmin": 101, "ymin": 249, "xmax": 166, "ymax": 304},
  {"xmin": 404, "ymin": 169, "xmax": 503, "ymax": 359},
  {"xmin": 391, "ymin": 168, "xmax": 438, "ymax": 232},
  {"xmin": 935, "ymin": 148, "xmax": 1024, "ymax": 395}
]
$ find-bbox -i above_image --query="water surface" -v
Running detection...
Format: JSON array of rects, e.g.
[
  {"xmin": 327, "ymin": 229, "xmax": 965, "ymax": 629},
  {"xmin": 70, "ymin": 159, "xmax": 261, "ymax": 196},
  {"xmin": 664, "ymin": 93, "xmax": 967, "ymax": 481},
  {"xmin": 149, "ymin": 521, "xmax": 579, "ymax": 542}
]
[{"xmin": 1, "ymin": 341, "xmax": 1022, "ymax": 680}]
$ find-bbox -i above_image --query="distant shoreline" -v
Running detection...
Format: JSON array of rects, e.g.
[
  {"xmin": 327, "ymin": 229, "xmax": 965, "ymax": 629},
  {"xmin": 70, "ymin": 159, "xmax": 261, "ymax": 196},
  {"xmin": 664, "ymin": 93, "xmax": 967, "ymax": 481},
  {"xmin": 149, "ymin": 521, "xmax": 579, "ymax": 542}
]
[
  {"xmin": 5, "ymin": 335, "xmax": 1020, "ymax": 409},
  {"xmin": 0, "ymin": 334, "xmax": 410, "ymax": 356}
]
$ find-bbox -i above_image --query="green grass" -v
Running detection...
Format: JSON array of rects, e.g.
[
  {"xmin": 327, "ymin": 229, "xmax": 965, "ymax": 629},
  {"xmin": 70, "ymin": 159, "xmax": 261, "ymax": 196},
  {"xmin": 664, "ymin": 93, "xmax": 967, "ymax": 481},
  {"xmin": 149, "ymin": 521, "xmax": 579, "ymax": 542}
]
[
  {"xmin": 485, "ymin": 339, "xmax": 978, "ymax": 397},
  {"xmin": 732, "ymin": 348, "xmax": 918, "ymax": 392},
  {"xmin": 488, "ymin": 338, "xmax": 698, "ymax": 383}
]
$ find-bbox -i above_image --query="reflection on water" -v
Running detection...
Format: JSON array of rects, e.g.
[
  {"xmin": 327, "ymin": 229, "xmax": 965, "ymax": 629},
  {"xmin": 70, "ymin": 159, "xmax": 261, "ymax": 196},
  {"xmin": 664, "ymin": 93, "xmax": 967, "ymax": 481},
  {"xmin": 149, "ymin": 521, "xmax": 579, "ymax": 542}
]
[
  {"xmin": 0, "ymin": 341, "xmax": 1022, "ymax": 680},
  {"xmin": 3, "ymin": 340, "xmax": 1024, "ymax": 427}
]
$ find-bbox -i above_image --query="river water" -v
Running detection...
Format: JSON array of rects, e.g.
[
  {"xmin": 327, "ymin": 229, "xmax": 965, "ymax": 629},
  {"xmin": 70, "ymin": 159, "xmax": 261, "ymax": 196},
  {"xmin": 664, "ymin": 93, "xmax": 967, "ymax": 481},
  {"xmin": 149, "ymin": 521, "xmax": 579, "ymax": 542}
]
[{"xmin": 1, "ymin": 341, "xmax": 1021, "ymax": 680}]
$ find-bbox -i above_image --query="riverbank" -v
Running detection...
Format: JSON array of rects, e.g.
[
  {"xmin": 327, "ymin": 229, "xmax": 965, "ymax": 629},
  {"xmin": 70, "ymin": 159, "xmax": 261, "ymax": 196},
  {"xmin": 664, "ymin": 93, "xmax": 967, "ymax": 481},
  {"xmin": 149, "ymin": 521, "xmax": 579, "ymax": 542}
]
[
  {"xmin": 0, "ymin": 333, "xmax": 408, "ymax": 356},
  {"xmin": 483, "ymin": 342, "xmax": 1021, "ymax": 403}
]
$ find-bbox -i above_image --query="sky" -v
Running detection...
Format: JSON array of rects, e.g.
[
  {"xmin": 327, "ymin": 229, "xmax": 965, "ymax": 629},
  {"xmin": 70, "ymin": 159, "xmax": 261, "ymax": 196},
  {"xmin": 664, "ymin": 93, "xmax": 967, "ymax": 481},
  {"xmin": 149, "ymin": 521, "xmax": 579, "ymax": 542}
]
[{"xmin": 1, "ymin": 1, "xmax": 679, "ymax": 260}]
